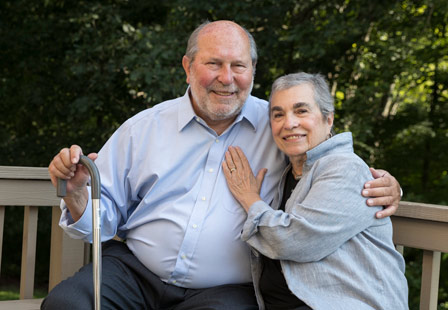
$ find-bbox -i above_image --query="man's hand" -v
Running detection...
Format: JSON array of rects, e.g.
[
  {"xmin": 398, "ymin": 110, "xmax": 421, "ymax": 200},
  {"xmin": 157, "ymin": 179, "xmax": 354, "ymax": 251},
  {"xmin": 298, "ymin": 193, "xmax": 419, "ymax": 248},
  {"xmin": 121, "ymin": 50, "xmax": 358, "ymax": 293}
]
[
  {"xmin": 48, "ymin": 145, "xmax": 98, "ymax": 221},
  {"xmin": 362, "ymin": 168, "xmax": 401, "ymax": 219}
]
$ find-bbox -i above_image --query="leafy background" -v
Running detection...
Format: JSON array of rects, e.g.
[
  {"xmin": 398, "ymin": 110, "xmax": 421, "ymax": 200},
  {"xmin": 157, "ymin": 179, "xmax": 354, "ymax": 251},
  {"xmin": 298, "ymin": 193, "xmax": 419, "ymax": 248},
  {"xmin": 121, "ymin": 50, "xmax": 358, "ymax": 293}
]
[{"xmin": 0, "ymin": 0, "xmax": 447, "ymax": 308}]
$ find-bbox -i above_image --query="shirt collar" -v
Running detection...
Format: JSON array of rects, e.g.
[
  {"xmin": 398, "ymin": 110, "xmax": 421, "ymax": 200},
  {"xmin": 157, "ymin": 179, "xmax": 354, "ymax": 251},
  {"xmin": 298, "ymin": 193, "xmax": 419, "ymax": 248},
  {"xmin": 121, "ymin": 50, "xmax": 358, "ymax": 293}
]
[
  {"xmin": 305, "ymin": 132, "xmax": 354, "ymax": 167},
  {"xmin": 177, "ymin": 88, "xmax": 198, "ymax": 132},
  {"xmin": 177, "ymin": 87, "xmax": 259, "ymax": 132}
]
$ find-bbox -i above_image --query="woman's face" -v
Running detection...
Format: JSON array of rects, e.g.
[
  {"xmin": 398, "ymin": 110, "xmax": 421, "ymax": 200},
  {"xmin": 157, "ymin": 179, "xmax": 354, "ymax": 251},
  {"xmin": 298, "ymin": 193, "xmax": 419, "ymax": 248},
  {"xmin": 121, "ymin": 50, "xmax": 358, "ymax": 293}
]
[{"xmin": 270, "ymin": 83, "xmax": 334, "ymax": 160}]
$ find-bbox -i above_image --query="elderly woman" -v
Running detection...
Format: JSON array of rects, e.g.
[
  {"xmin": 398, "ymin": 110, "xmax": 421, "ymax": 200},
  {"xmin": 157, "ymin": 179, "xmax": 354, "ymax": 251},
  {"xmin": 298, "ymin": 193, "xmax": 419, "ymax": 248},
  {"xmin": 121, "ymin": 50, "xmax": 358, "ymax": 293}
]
[{"xmin": 222, "ymin": 72, "xmax": 408, "ymax": 310}]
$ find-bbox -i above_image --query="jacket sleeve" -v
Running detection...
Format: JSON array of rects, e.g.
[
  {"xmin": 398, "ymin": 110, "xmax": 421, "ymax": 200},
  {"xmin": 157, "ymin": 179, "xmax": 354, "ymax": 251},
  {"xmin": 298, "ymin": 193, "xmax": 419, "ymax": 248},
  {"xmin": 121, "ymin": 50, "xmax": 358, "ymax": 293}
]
[{"xmin": 241, "ymin": 155, "xmax": 386, "ymax": 263}]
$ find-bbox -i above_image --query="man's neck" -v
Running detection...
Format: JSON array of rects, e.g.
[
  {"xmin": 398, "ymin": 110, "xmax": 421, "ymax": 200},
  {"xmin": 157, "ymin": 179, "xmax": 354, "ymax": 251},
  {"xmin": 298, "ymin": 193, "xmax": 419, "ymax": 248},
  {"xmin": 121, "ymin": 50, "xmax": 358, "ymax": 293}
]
[
  {"xmin": 204, "ymin": 117, "xmax": 236, "ymax": 136},
  {"xmin": 188, "ymin": 91, "xmax": 239, "ymax": 136}
]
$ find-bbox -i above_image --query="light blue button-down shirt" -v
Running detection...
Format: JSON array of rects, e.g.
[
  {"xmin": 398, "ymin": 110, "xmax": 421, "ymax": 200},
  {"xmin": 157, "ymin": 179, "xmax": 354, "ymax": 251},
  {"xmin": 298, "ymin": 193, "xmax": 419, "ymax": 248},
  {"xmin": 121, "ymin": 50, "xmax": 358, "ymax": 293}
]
[{"xmin": 59, "ymin": 89, "xmax": 286, "ymax": 288}]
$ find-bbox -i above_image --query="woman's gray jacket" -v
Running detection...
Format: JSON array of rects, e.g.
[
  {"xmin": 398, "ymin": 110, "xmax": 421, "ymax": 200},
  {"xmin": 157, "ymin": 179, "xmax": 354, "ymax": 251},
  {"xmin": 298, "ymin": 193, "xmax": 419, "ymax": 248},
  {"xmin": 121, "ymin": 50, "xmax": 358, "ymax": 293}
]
[{"xmin": 242, "ymin": 132, "xmax": 408, "ymax": 310}]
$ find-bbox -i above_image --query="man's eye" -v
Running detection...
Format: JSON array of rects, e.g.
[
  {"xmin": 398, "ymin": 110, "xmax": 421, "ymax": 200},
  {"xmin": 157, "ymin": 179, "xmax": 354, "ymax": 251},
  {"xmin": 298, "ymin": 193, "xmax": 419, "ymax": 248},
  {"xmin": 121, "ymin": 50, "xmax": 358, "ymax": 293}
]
[{"xmin": 206, "ymin": 62, "xmax": 219, "ymax": 67}]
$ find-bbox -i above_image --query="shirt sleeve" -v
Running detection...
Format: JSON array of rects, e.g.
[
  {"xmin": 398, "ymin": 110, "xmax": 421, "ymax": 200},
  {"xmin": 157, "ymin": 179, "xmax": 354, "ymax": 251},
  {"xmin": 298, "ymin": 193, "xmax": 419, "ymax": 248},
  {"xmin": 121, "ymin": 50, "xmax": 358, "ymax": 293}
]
[
  {"xmin": 241, "ymin": 155, "xmax": 386, "ymax": 263},
  {"xmin": 58, "ymin": 122, "xmax": 134, "ymax": 242}
]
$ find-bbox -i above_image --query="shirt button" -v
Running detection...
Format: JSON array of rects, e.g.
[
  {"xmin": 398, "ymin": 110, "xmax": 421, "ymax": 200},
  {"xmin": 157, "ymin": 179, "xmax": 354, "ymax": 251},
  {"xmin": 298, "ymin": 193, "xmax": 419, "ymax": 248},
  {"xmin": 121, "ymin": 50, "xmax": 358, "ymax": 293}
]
[
  {"xmin": 215, "ymin": 139, "xmax": 219, "ymax": 143},
  {"xmin": 201, "ymin": 197, "xmax": 206, "ymax": 201},
  {"xmin": 181, "ymin": 254, "xmax": 186, "ymax": 259},
  {"xmin": 172, "ymin": 280, "xmax": 177, "ymax": 284},
  {"xmin": 195, "ymin": 117, "xmax": 200, "ymax": 122},
  {"xmin": 192, "ymin": 224, "xmax": 198, "ymax": 229},
  {"xmin": 208, "ymin": 168, "xmax": 214, "ymax": 173}
]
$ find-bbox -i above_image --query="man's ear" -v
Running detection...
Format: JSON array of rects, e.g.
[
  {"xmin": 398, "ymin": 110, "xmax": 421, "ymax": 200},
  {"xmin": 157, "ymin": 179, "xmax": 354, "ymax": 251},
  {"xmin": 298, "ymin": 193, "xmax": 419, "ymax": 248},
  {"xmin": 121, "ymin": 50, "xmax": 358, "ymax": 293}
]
[{"xmin": 182, "ymin": 55, "xmax": 191, "ymax": 84}]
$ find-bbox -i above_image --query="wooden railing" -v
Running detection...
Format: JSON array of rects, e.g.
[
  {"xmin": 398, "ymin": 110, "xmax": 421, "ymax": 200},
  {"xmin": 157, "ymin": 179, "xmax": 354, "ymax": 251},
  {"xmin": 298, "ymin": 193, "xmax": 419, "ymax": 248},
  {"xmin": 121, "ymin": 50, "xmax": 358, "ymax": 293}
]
[
  {"xmin": 0, "ymin": 166, "xmax": 88, "ymax": 309},
  {"xmin": 392, "ymin": 201, "xmax": 448, "ymax": 309},
  {"xmin": 0, "ymin": 166, "xmax": 447, "ymax": 310}
]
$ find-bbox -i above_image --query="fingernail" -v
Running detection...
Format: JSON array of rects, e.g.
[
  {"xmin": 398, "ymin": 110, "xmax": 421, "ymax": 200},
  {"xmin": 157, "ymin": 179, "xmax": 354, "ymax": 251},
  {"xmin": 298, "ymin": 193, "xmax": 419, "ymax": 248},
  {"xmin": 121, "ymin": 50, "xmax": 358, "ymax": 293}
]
[
  {"xmin": 367, "ymin": 199, "xmax": 373, "ymax": 205},
  {"xmin": 377, "ymin": 213, "xmax": 383, "ymax": 218},
  {"xmin": 365, "ymin": 183, "xmax": 371, "ymax": 188},
  {"xmin": 362, "ymin": 190, "xmax": 369, "ymax": 196},
  {"xmin": 72, "ymin": 158, "xmax": 77, "ymax": 164}
]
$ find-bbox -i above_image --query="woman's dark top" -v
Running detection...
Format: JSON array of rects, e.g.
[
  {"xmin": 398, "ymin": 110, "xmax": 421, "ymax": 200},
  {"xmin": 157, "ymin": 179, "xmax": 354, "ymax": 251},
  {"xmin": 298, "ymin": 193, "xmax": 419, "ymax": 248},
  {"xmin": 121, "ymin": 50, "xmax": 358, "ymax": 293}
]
[{"xmin": 258, "ymin": 168, "xmax": 309, "ymax": 309}]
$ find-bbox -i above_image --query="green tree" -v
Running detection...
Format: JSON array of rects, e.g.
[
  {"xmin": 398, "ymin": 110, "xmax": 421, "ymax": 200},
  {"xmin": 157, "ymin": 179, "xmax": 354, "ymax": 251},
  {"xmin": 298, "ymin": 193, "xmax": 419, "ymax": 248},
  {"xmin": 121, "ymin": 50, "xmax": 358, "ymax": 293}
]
[{"xmin": 0, "ymin": 0, "xmax": 447, "ymax": 307}]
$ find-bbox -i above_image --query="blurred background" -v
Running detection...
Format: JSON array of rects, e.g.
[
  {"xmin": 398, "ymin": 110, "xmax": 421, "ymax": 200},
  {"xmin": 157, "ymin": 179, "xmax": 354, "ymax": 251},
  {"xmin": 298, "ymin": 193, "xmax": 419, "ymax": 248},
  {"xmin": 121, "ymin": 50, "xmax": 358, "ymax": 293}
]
[{"xmin": 0, "ymin": 0, "xmax": 447, "ymax": 308}]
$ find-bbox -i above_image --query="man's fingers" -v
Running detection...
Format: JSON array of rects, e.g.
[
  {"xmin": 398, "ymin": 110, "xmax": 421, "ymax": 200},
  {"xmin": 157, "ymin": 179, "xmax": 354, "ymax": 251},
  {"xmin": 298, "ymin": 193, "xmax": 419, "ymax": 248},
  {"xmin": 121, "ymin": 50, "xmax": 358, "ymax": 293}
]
[
  {"xmin": 362, "ymin": 187, "xmax": 391, "ymax": 198},
  {"xmin": 49, "ymin": 145, "xmax": 88, "ymax": 183},
  {"xmin": 364, "ymin": 177, "xmax": 391, "ymax": 189},
  {"xmin": 366, "ymin": 196, "xmax": 394, "ymax": 207},
  {"xmin": 58, "ymin": 148, "xmax": 73, "ymax": 170},
  {"xmin": 369, "ymin": 167, "xmax": 388, "ymax": 179},
  {"xmin": 376, "ymin": 204, "xmax": 398, "ymax": 219},
  {"xmin": 87, "ymin": 153, "xmax": 98, "ymax": 161},
  {"xmin": 69, "ymin": 145, "xmax": 83, "ymax": 164},
  {"xmin": 51, "ymin": 151, "xmax": 73, "ymax": 177}
]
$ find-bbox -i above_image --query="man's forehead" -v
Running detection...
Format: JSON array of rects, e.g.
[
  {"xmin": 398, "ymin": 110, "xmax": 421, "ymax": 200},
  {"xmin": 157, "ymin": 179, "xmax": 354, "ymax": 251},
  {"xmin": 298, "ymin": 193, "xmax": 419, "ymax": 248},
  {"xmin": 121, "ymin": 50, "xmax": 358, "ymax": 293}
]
[
  {"xmin": 198, "ymin": 23, "xmax": 248, "ymax": 44},
  {"xmin": 196, "ymin": 26, "xmax": 250, "ymax": 58},
  {"xmin": 200, "ymin": 20, "xmax": 243, "ymax": 35}
]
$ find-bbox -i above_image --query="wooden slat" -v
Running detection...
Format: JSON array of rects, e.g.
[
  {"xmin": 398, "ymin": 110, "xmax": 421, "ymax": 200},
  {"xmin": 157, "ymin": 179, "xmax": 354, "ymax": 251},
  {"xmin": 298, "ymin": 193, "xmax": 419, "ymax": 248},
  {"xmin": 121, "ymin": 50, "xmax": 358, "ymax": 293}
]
[
  {"xmin": 395, "ymin": 245, "xmax": 404, "ymax": 255},
  {"xmin": 391, "ymin": 217, "xmax": 448, "ymax": 252},
  {"xmin": 0, "ymin": 179, "xmax": 60, "ymax": 206},
  {"xmin": 20, "ymin": 206, "xmax": 38, "ymax": 299},
  {"xmin": 0, "ymin": 298, "xmax": 43, "ymax": 310},
  {"xmin": 0, "ymin": 206, "xmax": 4, "ymax": 276},
  {"xmin": 0, "ymin": 166, "xmax": 50, "ymax": 180},
  {"xmin": 48, "ymin": 206, "xmax": 85, "ymax": 292},
  {"xmin": 48, "ymin": 206, "xmax": 63, "ymax": 291},
  {"xmin": 420, "ymin": 250, "xmax": 441, "ymax": 310},
  {"xmin": 396, "ymin": 201, "xmax": 448, "ymax": 223}
]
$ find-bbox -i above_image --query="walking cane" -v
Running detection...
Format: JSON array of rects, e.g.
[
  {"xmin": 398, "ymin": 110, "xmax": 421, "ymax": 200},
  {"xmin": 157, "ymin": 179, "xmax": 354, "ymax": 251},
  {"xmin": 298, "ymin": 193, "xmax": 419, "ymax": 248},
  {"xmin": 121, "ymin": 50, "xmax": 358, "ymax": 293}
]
[{"xmin": 56, "ymin": 155, "xmax": 102, "ymax": 310}]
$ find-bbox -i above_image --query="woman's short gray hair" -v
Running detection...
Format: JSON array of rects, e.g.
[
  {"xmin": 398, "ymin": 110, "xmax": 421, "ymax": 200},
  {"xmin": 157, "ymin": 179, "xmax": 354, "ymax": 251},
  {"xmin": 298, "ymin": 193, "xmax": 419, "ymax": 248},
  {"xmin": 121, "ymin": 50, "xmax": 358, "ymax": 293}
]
[
  {"xmin": 185, "ymin": 21, "xmax": 258, "ymax": 70},
  {"xmin": 269, "ymin": 72, "xmax": 335, "ymax": 119}
]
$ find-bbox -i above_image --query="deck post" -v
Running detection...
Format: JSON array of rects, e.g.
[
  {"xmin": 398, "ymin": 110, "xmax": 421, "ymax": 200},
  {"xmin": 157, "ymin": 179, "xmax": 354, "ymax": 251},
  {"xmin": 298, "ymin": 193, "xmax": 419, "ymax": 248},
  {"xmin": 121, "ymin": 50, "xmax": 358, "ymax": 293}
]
[{"xmin": 420, "ymin": 250, "xmax": 441, "ymax": 310}]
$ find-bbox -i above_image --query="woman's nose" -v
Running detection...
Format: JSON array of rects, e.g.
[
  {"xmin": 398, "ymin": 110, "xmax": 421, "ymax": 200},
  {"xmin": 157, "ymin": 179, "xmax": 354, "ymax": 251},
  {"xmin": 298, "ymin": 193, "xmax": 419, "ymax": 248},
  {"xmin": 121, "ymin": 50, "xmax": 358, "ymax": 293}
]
[{"xmin": 284, "ymin": 114, "xmax": 299, "ymax": 130}]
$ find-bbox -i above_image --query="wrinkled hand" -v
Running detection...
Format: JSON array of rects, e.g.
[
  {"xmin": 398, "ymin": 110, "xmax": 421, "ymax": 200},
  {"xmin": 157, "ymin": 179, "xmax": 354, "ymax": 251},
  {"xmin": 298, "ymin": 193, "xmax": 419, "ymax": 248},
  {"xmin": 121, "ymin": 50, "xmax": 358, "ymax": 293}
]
[
  {"xmin": 222, "ymin": 146, "xmax": 267, "ymax": 212},
  {"xmin": 362, "ymin": 168, "xmax": 401, "ymax": 219},
  {"xmin": 48, "ymin": 145, "xmax": 98, "ymax": 221}
]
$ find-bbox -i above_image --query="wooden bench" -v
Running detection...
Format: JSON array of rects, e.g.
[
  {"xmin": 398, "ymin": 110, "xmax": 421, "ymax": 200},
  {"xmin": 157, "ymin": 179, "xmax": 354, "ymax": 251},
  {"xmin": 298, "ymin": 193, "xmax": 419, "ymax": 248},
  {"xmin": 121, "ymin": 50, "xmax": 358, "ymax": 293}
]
[
  {"xmin": 0, "ymin": 165, "xmax": 447, "ymax": 310},
  {"xmin": 0, "ymin": 166, "xmax": 88, "ymax": 310}
]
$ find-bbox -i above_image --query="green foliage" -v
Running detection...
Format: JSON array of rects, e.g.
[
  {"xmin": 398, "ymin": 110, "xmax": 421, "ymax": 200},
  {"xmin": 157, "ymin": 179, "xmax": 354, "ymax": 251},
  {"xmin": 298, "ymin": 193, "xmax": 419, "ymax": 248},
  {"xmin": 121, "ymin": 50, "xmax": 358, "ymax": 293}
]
[{"xmin": 1, "ymin": 0, "xmax": 447, "ymax": 307}]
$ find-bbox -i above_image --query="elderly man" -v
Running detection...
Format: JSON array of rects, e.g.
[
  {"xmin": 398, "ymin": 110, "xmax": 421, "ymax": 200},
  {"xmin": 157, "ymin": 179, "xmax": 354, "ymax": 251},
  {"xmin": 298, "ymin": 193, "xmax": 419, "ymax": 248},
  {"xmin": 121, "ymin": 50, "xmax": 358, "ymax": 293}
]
[{"xmin": 44, "ymin": 20, "xmax": 401, "ymax": 310}]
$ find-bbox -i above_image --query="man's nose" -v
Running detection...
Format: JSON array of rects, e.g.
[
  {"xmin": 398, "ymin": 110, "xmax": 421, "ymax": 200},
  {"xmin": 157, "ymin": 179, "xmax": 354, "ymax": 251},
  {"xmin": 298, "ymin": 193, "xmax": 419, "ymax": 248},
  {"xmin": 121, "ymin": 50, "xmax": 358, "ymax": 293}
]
[{"xmin": 217, "ymin": 65, "xmax": 234, "ymax": 85}]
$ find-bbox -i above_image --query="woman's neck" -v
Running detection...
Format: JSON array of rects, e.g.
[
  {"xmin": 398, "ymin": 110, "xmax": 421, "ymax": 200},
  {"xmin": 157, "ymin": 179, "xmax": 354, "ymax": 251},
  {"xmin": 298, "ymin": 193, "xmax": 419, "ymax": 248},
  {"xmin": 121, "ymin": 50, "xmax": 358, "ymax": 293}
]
[{"xmin": 290, "ymin": 155, "xmax": 306, "ymax": 179}]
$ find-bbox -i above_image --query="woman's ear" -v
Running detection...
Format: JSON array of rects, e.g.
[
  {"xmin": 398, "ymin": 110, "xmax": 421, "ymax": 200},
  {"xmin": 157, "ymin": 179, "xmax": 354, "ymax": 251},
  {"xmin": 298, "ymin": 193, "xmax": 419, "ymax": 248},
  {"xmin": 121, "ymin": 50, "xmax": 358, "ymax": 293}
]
[{"xmin": 327, "ymin": 112, "xmax": 334, "ymax": 128}]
